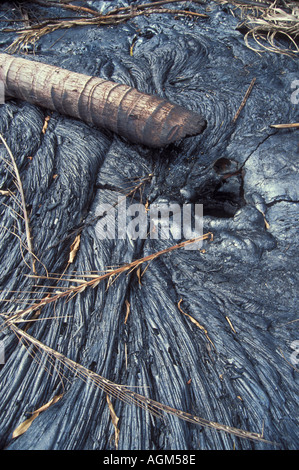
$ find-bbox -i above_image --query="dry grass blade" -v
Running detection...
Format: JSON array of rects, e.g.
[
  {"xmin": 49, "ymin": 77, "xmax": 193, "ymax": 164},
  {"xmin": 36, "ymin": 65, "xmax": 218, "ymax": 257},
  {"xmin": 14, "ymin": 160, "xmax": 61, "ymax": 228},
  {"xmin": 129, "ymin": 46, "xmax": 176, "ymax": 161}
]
[
  {"xmin": 214, "ymin": 1, "xmax": 299, "ymax": 55},
  {"xmin": 0, "ymin": 133, "xmax": 36, "ymax": 273},
  {"xmin": 177, "ymin": 299, "xmax": 216, "ymax": 350},
  {"xmin": 124, "ymin": 299, "xmax": 131, "ymax": 325},
  {"xmin": 0, "ymin": 229, "xmax": 277, "ymax": 445},
  {"xmin": 0, "ymin": 225, "xmax": 47, "ymax": 275},
  {"xmin": 12, "ymin": 394, "xmax": 63, "ymax": 439},
  {"xmin": 67, "ymin": 234, "xmax": 81, "ymax": 265},
  {"xmin": 7, "ymin": 322, "xmax": 276, "ymax": 445},
  {"xmin": 0, "ymin": 233, "xmax": 213, "ymax": 332},
  {"xmin": 106, "ymin": 395, "xmax": 120, "ymax": 450},
  {"xmin": 243, "ymin": 3, "xmax": 299, "ymax": 55},
  {"xmin": 5, "ymin": 1, "xmax": 208, "ymax": 53}
]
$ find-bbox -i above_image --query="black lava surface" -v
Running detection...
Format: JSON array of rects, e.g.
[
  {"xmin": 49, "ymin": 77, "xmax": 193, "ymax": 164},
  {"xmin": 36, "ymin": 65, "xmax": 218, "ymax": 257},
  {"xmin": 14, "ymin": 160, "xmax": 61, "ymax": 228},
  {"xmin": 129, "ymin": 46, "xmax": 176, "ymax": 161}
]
[{"xmin": 0, "ymin": 0, "xmax": 298, "ymax": 450}]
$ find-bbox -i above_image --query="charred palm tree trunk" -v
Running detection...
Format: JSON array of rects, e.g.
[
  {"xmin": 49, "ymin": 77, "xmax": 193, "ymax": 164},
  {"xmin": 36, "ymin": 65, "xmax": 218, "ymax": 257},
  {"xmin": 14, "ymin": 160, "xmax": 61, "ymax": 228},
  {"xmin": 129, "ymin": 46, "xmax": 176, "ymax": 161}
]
[{"xmin": 0, "ymin": 53, "xmax": 206, "ymax": 148}]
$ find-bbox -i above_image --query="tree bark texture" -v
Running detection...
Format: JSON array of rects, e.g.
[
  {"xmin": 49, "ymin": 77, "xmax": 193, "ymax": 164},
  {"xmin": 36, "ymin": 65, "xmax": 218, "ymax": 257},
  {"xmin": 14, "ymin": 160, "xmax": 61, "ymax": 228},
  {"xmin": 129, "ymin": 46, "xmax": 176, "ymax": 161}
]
[{"xmin": 0, "ymin": 53, "xmax": 206, "ymax": 148}]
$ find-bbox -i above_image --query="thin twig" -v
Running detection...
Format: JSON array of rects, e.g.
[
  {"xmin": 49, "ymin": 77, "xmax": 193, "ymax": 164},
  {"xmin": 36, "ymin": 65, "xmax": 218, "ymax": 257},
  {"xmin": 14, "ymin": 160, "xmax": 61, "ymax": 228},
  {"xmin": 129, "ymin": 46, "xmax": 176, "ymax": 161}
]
[
  {"xmin": 232, "ymin": 77, "xmax": 256, "ymax": 123},
  {"xmin": 270, "ymin": 123, "xmax": 299, "ymax": 129},
  {"xmin": 27, "ymin": 0, "xmax": 105, "ymax": 17}
]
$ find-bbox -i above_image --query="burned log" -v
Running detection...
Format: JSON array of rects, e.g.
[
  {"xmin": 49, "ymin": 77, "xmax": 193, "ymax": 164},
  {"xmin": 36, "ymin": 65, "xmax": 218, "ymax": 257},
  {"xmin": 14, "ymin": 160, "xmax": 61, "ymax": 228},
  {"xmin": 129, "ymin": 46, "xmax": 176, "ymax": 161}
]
[{"xmin": 0, "ymin": 53, "xmax": 206, "ymax": 148}]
